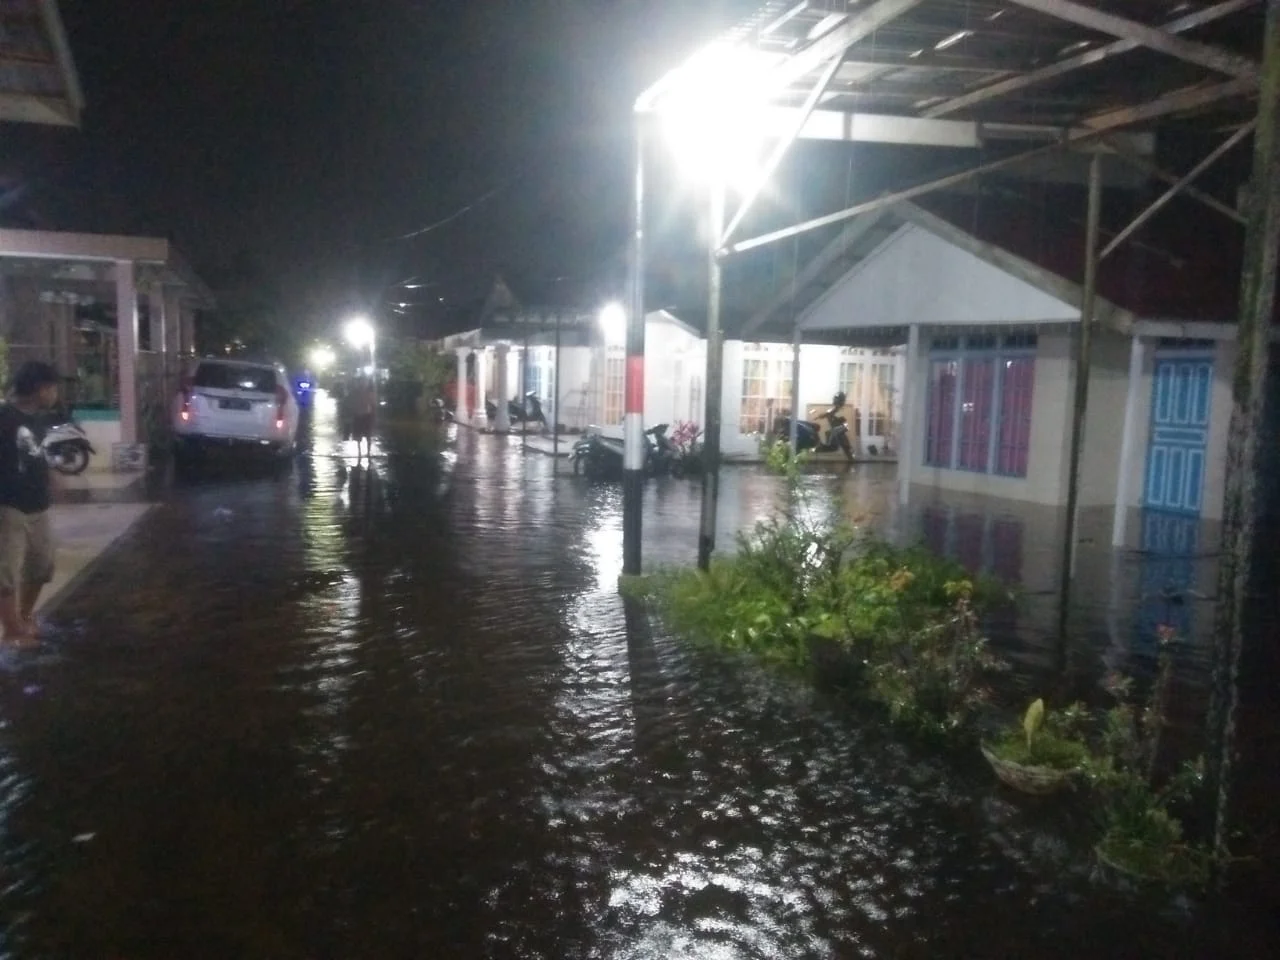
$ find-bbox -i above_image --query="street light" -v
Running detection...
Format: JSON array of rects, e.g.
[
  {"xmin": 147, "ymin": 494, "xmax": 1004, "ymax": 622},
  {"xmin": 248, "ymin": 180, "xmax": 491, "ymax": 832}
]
[
  {"xmin": 309, "ymin": 344, "xmax": 336, "ymax": 372},
  {"xmin": 637, "ymin": 41, "xmax": 779, "ymax": 572},
  {"xmin": 652, "ymin": 42, "xmax": 776, "ymax": 193},
  {"xmin": 599, "ymin": 302, "xmax": 626, "ymax": 346}
]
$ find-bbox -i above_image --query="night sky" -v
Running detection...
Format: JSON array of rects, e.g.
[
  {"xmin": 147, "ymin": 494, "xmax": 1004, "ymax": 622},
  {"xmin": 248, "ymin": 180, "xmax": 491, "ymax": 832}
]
[{"xmin": 2, "ymin": 0, "xmax": 759, "ymax": 341}]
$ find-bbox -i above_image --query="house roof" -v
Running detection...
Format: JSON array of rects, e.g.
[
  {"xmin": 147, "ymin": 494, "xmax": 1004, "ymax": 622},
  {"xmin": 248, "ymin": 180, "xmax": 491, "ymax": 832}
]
[
  {"xmin": 0, "ymin": 0, "xmax": 83, "ymax": 126},
  {"xmin": 746, "ymin": 174, "xmax": 1272, "ymax": 341}
]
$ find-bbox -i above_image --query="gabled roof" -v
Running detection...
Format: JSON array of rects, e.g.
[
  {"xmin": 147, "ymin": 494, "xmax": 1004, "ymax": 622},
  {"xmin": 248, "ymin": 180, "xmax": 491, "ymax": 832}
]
[
  {"xmin": 0, "ymin": 1, "xmax": 83, "ymax": 127},
  {"xmin": 747, "ymin": 177, "xmax": 1272, "ymax": 341},
  {"xmin": 797, "ymin": 219, "xmax": 1081, "ymax": 333}
]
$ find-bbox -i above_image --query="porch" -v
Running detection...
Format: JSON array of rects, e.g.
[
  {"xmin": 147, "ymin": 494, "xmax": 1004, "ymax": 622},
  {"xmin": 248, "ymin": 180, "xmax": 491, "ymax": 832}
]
[{"xmin": 0, "ymin": 228, "xmax": 213, "ymax": 471}]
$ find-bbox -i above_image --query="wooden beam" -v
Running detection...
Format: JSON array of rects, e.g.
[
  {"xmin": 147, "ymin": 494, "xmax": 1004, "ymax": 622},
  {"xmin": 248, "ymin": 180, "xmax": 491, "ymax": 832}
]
[
  {"xmin": 925, "ymin": 0, "xmax": 1258, "ymax": 118},
  {"xmin": 1058, "ymin": 151, "xmax": 1104, "ymax": 640},
  {"xmin": 723, "ymin": 77, "xmax": 1256, "ymax": 257},
  {"xmin": 1103, "ymin": 135, "xmax": 1246, "ymax": 223},
  {"xmin": 1005, "ymin": 0, "xmax": 1259, "ymax": 81},
  {"xmin": 739, "ymin": 208, "xmax": 894, "ymax": 336},
  {"xmin": 771, "ymin": 0, "xmax": 926, "ymax": 89},
  {"xmin": 1100, "ymin": 121, "xmax": 1255, "ymax": 260},
  {"xmin": 723, "ymin": 52, "xmax": 845, "ymax": 245}
]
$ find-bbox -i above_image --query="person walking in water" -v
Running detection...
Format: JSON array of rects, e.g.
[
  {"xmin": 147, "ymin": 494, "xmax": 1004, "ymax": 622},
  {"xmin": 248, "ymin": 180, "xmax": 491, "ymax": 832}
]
[
  {"xmin": 0, "ymin": 362, "xmax": 61, "ymax": 645},
  {"xmin": 351, "ymin": 376, "xmax": 377, "ymax": 461}
]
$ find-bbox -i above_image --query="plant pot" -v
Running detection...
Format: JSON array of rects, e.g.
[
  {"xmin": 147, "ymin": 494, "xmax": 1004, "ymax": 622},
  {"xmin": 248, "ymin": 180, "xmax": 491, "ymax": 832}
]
[
  {"xmin": 980, "ymin": 743, "xmax": 1075, "ymax": 795},
  {"xmin": 1093, "ymin": 837, "xmax": 1208, "ymax": 888}
]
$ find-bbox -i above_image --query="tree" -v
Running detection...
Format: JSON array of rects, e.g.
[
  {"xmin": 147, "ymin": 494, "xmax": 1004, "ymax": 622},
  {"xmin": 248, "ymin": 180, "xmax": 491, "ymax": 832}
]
[{"xmin": 387, "ymin": 339, "xmax": 452, "ymax": 397}]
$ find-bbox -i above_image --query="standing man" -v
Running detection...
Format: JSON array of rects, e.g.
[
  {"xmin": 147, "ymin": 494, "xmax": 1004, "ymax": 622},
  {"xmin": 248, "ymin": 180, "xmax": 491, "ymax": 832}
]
[
  {"xmin": 351, "ymin": 376, "xmax": 377, "ymax": 462},
  {"xmin": 0, "ymin": 362, "xmax": 60, "ymax": 644}
]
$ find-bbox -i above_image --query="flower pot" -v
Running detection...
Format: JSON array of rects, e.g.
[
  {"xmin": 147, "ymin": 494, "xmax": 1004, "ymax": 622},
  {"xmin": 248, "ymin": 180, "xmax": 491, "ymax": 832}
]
[{"xmin": 980, "ymin": 743, "xmax": 1075, "ymax": 795}]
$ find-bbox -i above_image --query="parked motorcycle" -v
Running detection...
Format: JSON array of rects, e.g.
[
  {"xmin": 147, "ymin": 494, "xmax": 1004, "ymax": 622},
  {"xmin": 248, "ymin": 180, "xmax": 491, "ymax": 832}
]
[
  {"xmin": 774, "ymin": 391, "xmax": 855, "ymax": 462},
  {"xmin": 430, "ymin": 397, "xmax": 453, "ymax": 423},
  {"xmin": 43, "ymin": 407, "xmax": 96, "ymax": 475},
  {"xmin": 486, "ymin": 392, "xmax": 547, "ymax": 430},
  {"xmin": 570, "ymin": 424, "xmax": 672, "ymax": 479}
]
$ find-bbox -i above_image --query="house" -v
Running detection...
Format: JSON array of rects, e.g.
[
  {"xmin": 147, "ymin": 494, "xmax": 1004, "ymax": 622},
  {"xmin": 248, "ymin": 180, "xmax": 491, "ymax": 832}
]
[
  {"xmin": 0, "ymin": 229, "xmax": 214, "ymax": 468},
  {"xmin": 0, "ymin": 2, "xmax": 214, "ymax": 470},
  {"xmin": 743, "ymin": 183, "xmax": 1279, "ymax": 549}
]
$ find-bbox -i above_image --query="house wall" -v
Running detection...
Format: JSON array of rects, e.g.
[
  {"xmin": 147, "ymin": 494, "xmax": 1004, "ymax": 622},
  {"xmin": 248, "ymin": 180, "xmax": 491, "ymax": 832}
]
[
  {"xmin": 1076, "ymin": 330, "xmax": 1132, "ymax": 508},
  {"xmin": 908, "ymin": 325, "xmax": 1074, "ymax": 505},
  {"xmin": 906, "ymin": 326, "xmax": 1238, "ymax": 522}
]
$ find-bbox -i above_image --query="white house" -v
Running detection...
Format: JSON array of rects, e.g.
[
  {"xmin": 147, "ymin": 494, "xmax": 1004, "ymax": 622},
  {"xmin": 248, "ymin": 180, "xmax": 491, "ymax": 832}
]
[{"xmin": 742, "ymin": 193, "xmax": 1277, "ymax": 549}]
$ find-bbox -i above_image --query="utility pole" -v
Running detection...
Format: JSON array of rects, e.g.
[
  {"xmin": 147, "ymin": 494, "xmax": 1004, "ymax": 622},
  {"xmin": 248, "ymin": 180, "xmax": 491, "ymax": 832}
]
[
  {"xmin": 698, "ymin": 178, "xmax": 728, "ymax": 571},
  {"xmin": 622, "ymin": 116, "xmax": 647, "ymax": 576}
]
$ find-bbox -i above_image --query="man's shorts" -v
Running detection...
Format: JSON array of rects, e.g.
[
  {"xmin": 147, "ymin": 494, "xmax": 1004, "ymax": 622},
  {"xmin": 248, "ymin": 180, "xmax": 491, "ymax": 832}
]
[{"xmin": 0, "ymin": 507, "xmax": 55, "ymax": 593}]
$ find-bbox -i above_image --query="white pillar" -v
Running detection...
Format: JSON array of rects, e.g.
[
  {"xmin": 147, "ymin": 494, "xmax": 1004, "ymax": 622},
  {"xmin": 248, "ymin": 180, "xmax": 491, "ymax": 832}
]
[
  {"xmin": 115, "ymin": 260, "xmax": 139, "ymax": 444},
  {"xmin": 475, "ymin": 348, "xmax": 489, "ymax": 428},
  {"xmin": 454, "ymin": 348, "xmax": 469, "ymax": 419},
  {"xmin": 148, "ymin": 287, "xmax": 167, "ymax": 356},
  {"xmin": 898, "ymin": 325, "xmax": 919, "ymax": 505},
  {"xmin": 1111, "ymin": 334, "xmax": 1148, "ymax": 547},
  {"xmin": 494, "ymin": 344, "xmax": 511, "ymax": 432}
]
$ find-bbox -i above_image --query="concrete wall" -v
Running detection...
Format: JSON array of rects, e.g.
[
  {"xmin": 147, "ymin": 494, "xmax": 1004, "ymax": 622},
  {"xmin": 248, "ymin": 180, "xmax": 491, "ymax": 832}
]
[
  {"xmin": 1076, "ymin": 330, "xmax": 1132, "ymax": 507},
  {"xmin": 904, "ymin": 327, "xmax": 1236, "ymax": 523}
]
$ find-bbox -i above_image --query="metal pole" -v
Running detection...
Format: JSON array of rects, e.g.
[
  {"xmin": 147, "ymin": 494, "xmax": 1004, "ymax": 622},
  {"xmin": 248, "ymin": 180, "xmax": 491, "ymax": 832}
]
[
  {"xmin": 553, "ymin": 312, "xmax": 561, "ymax": 465},
  {"xmin": 522, "ymin": 332, "xmax": 529, "ymax": 453},
  {"xmin": 622, "ymin": 115, "xmax": 647, "ymax": 576},
  {"xmin": 697, "ymin": 178, "xmax": 728, "ymax": 571},
  {"xmin": 789, "ymin": 326, "xmax": 801, "ymax": 452},
  {"xmin": 1057, "ymin": 151, "xmax": 1104, "ymax": 641},
  {"xmin": 1210, "ymin": 0, "xmax": 1280, "ymax": 864}
]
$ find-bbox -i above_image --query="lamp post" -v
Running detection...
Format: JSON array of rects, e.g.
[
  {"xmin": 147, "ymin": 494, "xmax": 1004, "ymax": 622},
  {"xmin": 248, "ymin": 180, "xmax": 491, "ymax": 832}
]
[
  {"xmin": 621, "ymin": 114, "xmax": 647, "ymax": 577},
  {"xmin": 635, "ymin": 42, "xmax": 771, "ymax": 573}
]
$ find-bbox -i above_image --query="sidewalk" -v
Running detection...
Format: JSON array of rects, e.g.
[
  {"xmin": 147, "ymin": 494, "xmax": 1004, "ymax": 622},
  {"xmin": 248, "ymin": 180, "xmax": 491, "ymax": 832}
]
[{"xmin": 39, "ymin": 473, "xmax": 153, "ymax": 614}]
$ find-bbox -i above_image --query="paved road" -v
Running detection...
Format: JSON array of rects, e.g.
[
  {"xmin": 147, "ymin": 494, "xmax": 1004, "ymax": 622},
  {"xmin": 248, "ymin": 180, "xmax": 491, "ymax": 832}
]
[{"xmin": 0, "ymin": 406, "xmax": 1272, "ymax": 958}]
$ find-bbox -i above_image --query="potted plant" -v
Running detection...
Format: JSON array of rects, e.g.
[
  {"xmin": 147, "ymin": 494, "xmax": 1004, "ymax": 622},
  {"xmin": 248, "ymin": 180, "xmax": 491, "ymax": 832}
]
[
  {"xmin": 981, "ymin": 698, "xmax": 1091, "ymax": 795},
  {"xmin": 1087, "ymin": 628, "xmax": 1211, "ymax": 886}
]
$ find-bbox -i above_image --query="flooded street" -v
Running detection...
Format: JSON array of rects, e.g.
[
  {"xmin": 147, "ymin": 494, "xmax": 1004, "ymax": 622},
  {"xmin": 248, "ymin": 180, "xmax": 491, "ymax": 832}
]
[{"xmin": 1, "ymin": 402, "xmax": 1274, "ymax": 958}]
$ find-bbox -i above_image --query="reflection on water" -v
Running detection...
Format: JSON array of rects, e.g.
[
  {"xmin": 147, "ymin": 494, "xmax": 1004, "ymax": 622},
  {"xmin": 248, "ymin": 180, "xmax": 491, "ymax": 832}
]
[{"xmin": 0, "ymin": 419, "xmax": 1272, "ymax": 957}]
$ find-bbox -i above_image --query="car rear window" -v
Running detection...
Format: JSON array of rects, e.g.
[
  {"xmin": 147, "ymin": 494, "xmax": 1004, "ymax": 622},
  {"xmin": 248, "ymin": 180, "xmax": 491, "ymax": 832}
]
[{"xmin": 194, "ymin": 363, "xmax": 278, "ymax": 394}]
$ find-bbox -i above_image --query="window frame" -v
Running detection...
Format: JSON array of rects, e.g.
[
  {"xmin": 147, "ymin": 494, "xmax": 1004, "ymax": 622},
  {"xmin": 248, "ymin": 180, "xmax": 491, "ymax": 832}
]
[{"xmin": 924, "ymin": 332, "xmax": 1038, "ymax": 476}]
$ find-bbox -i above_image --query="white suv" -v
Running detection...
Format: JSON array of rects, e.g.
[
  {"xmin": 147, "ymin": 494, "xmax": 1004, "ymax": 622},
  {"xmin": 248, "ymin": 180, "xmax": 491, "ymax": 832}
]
[{"xmin": 172, "ymin": 358, "xmax": 299, "ymax": 456}]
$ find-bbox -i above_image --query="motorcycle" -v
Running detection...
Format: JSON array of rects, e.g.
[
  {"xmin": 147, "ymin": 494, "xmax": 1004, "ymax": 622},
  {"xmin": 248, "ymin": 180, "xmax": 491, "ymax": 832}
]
[
  {"xmin": 570, "ymin": 424, "xmax": 671, "ymax": 479},
  {"xmin": 486, "ymin": 391, "xmax": 547, "ymax": 430},
  {"xmin": 774, "ymin": 391, "xmax": 855, "ymax": 462},
  {"xmin": 43, "ymin": 407, "xmax": 96, "ymax": 475}
]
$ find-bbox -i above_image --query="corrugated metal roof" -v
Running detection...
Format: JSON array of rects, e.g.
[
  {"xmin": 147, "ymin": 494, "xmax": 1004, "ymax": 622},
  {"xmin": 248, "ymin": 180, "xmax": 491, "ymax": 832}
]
[{"xmin": 0, "ymin": 0, "xmax": 82, "ymax": 126}]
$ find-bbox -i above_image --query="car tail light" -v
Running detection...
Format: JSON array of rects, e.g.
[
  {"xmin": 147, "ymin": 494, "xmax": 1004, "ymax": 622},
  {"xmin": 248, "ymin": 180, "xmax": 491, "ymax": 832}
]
[
  {"xmin": 275, "ymin": 384, "xmax": 288, "ymax": 430},
  {"xmin": 179, "ymin": 381, "xmax": 193, "ymax": 423}
]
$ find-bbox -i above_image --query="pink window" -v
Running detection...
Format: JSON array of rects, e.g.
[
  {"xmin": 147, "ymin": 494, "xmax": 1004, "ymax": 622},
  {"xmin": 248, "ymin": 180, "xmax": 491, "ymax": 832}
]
[
  {"xmin": 925, "ymin": 360, "xmax": 957, "ymax": 467},
  {"xmin": 996, "ymin": 357, "xmax": 1035, "ymax": 477},
  {"xmin": 957, "ymin": 358, "xmax": 995, "ymax": 471}
]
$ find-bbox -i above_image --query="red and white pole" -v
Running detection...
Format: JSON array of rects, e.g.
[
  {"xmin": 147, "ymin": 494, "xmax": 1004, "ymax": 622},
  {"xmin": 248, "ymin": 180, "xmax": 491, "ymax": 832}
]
[{"xmin": 623, "ymin": 116, "xmax": 647, "ymax": 576}]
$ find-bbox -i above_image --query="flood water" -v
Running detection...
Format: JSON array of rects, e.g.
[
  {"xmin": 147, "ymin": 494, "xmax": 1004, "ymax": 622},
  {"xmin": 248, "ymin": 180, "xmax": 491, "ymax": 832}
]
[{"xmin": 1, "ymin": 399, "xmax": 1275, "ymax": 958}]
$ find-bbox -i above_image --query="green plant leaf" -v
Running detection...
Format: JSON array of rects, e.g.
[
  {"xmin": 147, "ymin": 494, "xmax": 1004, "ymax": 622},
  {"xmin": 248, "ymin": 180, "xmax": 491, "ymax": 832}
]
[{"xmin": 1023, "ymin": 698, "xmax": 1045, "ymax": 750}]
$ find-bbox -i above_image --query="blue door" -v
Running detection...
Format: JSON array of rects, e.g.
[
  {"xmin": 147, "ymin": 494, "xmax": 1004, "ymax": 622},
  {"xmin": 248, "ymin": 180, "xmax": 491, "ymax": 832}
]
[{"xmin": 1143, "ymin": 357, "xmax": 1213, "ymax": 516}]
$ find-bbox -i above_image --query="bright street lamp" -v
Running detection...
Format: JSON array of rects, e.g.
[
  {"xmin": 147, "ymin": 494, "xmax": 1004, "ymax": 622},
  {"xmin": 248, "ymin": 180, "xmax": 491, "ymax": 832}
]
[
  {"xmin": 649, "ymin": 42, "xmax": 779, "ymax": 192},
  {"xmin": 345, "ymin": 316, "xmax": 375, "ymax": 351},
  {"xmin": 599, "ymin": 302, "xmax": 626, "ymax": 346},
  {"xmin": 309, "ymin": 344, "xmax": 336, "ymax": 372}
]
